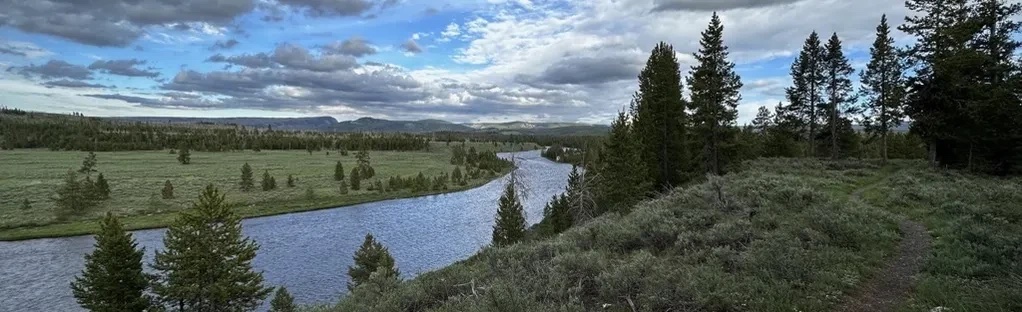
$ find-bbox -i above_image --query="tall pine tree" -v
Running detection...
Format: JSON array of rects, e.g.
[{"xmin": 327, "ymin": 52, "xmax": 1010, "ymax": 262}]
[
  {"xmin": 152, "ymin": 184, "xmax": 270, "ymax": 311},
  {"xmin": 688, "ymin": 12, "xmax": 743, "ymax": 174},
  {"xmin": 594, "ymin": 110, "xmax": 650, "ymax": 213},
  {"xmin": 632, "ymin": 42, "xmax": 689, "ymax": 190},
  {"xmin": 492, "ymin": 181, "xmax": 526, "ymax": 247},
  {"xmin": 786, "ymin": 32, "xmax": 826, "ymax": 157},
  {"xmin": 334, "ymin": 161, "xmax": 345, "ymax": 181},
  {"xmin": 822, "ymin": 33, "xmax": 857, "ymax": 159},
  {"xmin": 71, "ymin": 213, "xmax": 151, "ymax": 312},
  {"xmin": 859, "ymin": 14, "xmax": 907, "ymax": 162},
  {"xmin": 269, "ymin": 287, "xmax": 296, "ymax": 312}
]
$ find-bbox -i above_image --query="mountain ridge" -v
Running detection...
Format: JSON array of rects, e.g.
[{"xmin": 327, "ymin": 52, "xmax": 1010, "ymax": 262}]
[{"xmin": 109, "ymin": 116, "xmax": 610, "ymax": 135}]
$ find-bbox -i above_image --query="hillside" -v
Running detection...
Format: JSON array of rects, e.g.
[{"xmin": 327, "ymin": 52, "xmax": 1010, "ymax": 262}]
[{"xmin": 318, "ymin": 158, "xmax": 1021, "ymax": 311}]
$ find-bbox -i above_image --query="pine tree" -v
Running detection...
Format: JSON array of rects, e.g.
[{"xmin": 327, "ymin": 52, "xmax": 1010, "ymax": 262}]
[
  {"xmin": 751, "ymin": 106, "xmax": 774, "ymax": 133},
  {"xmin": 269, "ymin": 287, "xmax": 296, "ymax": 312},
  {"xmin": 340, "ymin": 180, "xmax": 349, "ymax": 194},
  {"xmin": 594, "ymin": 110, "xmax": 649, "ymax": 214},
  {"xmin": 287, "ymin": 175, "xmax": 295, "ymax": 188},
  {"xmin": 822, "ymin": 33, "xmax": 857, "ymax": 159},
  {"xmin": 162, "ymin": 180, "xmax": 174, "ymax": 199},
  {"xmin": 177, "ymin": 148, "xmax": 191, "ymax": 165},
  {"xmin": 56, "ymin": 170, "xmax": 95, "ymax": 218},
  {"xmin": 347, "ymin": 233, "xmax": 399, "ymax": 291},
  {"xmin": 492, "ymin": 182, "xmax": 526, "ymax": 247},
  {"xmin": 968, "ymin": 0, "xmax": 1022, "ymax": 174},
  {"xmin": 631, "ymin": 42, "xmax": 689, "ymax": 189},
  {"xmin": 787, "ymin": 32, "xmax": 826, "ymax": 157},
  {"xmin": 21, "ymin": 198, "xmax": 31, "ymax": 210},
  {"xmin": 451, "ymin": 167, "xmax": 463, "ymax": 185},
  {"xmin": 71, "ymin": 213, "xmax": 150, "ymax": 312},
  {"xmin": 859, "ymin": 14, "xmax": 907, "ymax": 162},
  {"xmin": 79, "ymin": 151, "xmax": 98, "ymax": 175},
  {"xmin": 334, "ymin": 161, "xmax": 345, "ymax": 181},
  {"xmin": 240, "ymin": 163, "xmax": 254, "ymax": 192},
  {"xmin": 152, "ymin": 184, "xmax": 270, "ymax": 311},
  {"xmin": 94, "ymin": 172, "xmax": 111, "ymax": 200},
  {"xmin": 688, "ymin": 12, "xmax": 743, "ymax": 175},
  {"xmin": 355, "ymin": 150, "xmax": 375, "ymax": 179},
  {"xmin": 262, "ymin": 170, "xmax": 274, "ymax": 191},
  {"xmin": 350, "ymin": 168, "xmax": 360, "ymax": 191}
]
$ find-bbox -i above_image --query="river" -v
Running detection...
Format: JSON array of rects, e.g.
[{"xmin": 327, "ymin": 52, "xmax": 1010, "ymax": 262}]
[{"xmin": 0, "ymin": 150, "xmax": 572, "ymax": 311}]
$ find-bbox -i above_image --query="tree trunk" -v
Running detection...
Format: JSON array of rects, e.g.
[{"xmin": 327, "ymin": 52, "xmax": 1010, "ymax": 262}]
[
  {"xmin": 831, "ymin": 102, "xmax": 838, "ymax": 160},
  {"xmin": 882, "ymin": 130, "xmax": 889, "ymax": 164},
  {"xmin": 928, "ymin": 139, "xmax": 938, "ymax": 167}
]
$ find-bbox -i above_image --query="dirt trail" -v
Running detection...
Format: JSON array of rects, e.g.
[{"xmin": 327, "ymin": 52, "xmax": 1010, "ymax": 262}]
[{"xmin": 836, "ymin": 174, "xmax": 932, "ymax": 312}]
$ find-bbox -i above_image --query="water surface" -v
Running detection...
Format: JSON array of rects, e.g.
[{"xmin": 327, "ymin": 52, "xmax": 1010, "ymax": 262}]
[{"xmin": 0, "ymin": 150, "xmax": 571, "ymax": 311}]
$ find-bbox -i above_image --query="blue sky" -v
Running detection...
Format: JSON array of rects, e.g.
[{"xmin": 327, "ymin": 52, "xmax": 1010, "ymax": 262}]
[{"xmin": 0, "ymin": 0, "xmax": 917, "ymax": 124}]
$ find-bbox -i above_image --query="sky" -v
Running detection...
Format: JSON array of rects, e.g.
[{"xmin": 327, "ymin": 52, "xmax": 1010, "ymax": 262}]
[{"xmin": 0, "ymin": 0, "xmax": 920, "ymax": 124}]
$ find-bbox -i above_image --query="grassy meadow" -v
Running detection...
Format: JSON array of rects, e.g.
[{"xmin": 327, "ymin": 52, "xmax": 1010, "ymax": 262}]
[{"xmin": 0, "ymin": 142, "xmax": 536, "ymax": 241}]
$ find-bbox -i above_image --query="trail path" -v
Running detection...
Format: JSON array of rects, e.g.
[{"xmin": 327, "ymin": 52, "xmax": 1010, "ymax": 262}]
[{"xmin": 835, "ymin": 172, "xmax": 932, "ymax": 312}]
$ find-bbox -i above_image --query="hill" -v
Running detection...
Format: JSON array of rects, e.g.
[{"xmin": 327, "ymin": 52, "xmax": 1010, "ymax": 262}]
[
  {"xmin": 331, "ymin": 117, "xmax": 474, "ymax": 133},
  {"xmin": 110, "ymin": 116, "xmax": 339, "ymax": 131}
]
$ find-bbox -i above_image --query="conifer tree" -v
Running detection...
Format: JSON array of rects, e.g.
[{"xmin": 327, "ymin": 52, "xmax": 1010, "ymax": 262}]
[
  {"xmin": 822, "ymin": 33, "xmax": 857, "ymax": 159},
  {"xmin": 240, "ymin": 163, "xmax": 254, "ymax": 192},
  {"xmin": 594, "ymin": 110, "xmax": 649, "ymax": 214},
  {"xmin": 71, "ymin": 213, "xmax": 150, "ymax": 312},
  {"xmin": 350, "ymin": 168, "xmax": 361, "ymax": 191},
  {"xmin": 492, "ymin": 182, "xmax": 526, "ymax": 247},
  {"xmin": 94, "ymin": 173, "xmax": 111, "ymax": 200},
  {"xmin": 859, "ymin": 14, "xmax": 907, "ymax": 162},
  {"xmin": 21, "ymin": 198, "xmax": 31, "ymax": 210},
  {"xmin": 751, "ymin": 106, "xmax": 774, "ymax": 134},
  {"xmin": 79, "ymin": 151, "xmax": 98, "ymax": 175},
  {"xmin": 688, "ymin": 13, "xmax": 743, "ymax": 174},
  {"xmin": 287, "ymin": 175, "xmax": 295, "ymax": 188},
  {"xmin": 162, "ymin": 180, "xmax": 174, "ymax": 199},
  {"xmin": 177, "ymin": 148, "xmax": 191, "ymax": 165},
  {"xmin": 340, "ymin": 180, "xmax": 349, "ymax": 194},
  {"xmin": 56, "ymin": 170, "xmax": 95, "ymax": 217},
  {"xmin": 451, "ymin": 167, "xmax": 463, "ymax": 185},
  {"xmin": 269, "ymin": 287, "xmax": 296, "ymax": 312},
  {"xmin": 355, "ymin": 150, "xmax": 375, "ymax": 179},
  {"xmin": 262, "ymin": 170, "xmax": 274, "ymax": 191},
  {"xmin": 631, "ymin": 42, "xmax": 689, "ymax": 189},
  {"xmin": 152, "ymin": 184, "xmax": 270, "ymax": 311},
  {"xmin": 334, "ymin": 161, "xmax": 345, "ymax": 181},
  {"xmin": 347, "ymin": 233, "xmax": 399, "ymax": 291},
  {"xmin": 786, "ymin": 32, "xmax": 826, "ymax": 156}
]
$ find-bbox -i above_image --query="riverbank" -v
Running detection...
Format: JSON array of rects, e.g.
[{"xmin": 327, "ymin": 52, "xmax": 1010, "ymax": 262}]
[{"xmin": 0, "ymin": 142, "xmax": 530, "ymax": 241}]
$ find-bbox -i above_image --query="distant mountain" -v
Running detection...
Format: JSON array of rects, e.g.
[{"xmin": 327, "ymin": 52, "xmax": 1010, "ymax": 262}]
[
  {"xmin": 107, "ymin": 115, "xmax": 609, "ymax": 135},
  {"xmin": 110, "ymin": 116, "xmax": 338, "ymax": 131},
  {"xmin": 330, "ymin": 117, "xmax": 474, "ymax": 133}
]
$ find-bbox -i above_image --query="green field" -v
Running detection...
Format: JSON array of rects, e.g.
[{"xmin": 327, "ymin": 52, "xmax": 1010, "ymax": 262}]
[{"xmin": 0, "ymin": 142, "xmax": 535, "ymax": 241}]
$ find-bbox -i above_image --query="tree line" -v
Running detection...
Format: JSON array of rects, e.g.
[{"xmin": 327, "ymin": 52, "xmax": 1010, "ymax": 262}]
[{"xmin": 0, "ymin": 112, "xmax": 430, "ymax": 152}]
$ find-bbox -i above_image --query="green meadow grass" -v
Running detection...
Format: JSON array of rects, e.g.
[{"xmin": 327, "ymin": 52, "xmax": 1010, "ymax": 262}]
[{"xmin": 0, "ymin": 142, "xmax": 533, "ymax": 240}]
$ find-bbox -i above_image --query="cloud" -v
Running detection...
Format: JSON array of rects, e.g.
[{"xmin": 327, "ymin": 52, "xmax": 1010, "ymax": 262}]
[
  {"xmin": 438, "ymin": 23, "xmax": 462, "ymax": 42},
  {"xmin": 206, "ymin": 53, "xmax": 275, "ymax": 68},
  {"xmin": 651, "ymin": 0, "xmax": 803, "ymax": 12},
  {"xmin": 81, "ymin": 93, "xmax": 222, "ymax": 109},
  {"xmin": 276, "ymin": 0, "xmax": 393, "ymax": 17},
  {"xmin": 88, "ymin": 59, "xmax": 161, "ymax": 78},
  {"xmin": 321, "ymin": 37, "xmax": 376, "ymax": 57},
  {"xmin": 210, "ymin": 39, "xmax": 241, "ymax": 50},
  {"xmin": 535, "ymin": 55, "xmax": 643, "ymax": 85},
  {"xmin": 14, "ymin": 60, "xmax": 93, "ymax": 80},
  {"xmin": 401, "ymin": 39, "xmax": 423, "ymax": 54},
  {"xmin": 43, "ymin": 80, "xmax": 111, "ymax": 89},
  {"xmin": 271, "ymin": 43, "xmax": 359, "ymax": 72},
  {"xmin": 0, "ymin": 0, "xmax": 256, "ymax": 46},
  {"xmin": 0, "ymin": 41, "xmax": 53, "ymax": 58}
]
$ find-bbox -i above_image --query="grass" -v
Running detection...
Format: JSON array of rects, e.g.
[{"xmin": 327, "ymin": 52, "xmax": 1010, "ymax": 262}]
[
  {"xmin": 862, "ymin": 166, "xmax": 1022, "ymax": 312},
  {"xmin": 323, "ymin": 158, "xmax": 906, "ymax": 311},
  {"xmin": 0, "ymin": 141, "xmax": 536, "ymax": 241}
]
